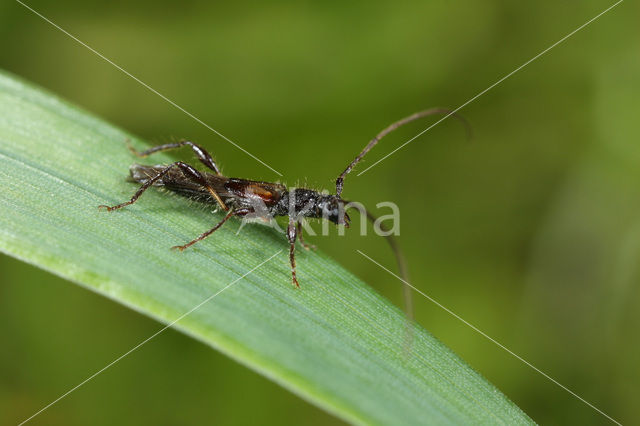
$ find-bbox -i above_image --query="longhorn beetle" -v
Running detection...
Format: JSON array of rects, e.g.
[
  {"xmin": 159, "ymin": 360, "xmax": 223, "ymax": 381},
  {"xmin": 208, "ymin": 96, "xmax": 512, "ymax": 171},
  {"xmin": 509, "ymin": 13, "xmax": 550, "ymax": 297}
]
[{"xmin": 99, "ymin": 108, "xmax": 467, "ymax": 316}]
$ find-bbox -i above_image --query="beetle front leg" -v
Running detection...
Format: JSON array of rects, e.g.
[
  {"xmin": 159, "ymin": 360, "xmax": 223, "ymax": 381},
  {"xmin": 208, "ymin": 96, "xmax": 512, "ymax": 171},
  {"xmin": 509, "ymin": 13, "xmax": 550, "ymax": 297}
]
[{"xmin": 287, "ymin": 218, "xmax": 300, "ymax": 288}]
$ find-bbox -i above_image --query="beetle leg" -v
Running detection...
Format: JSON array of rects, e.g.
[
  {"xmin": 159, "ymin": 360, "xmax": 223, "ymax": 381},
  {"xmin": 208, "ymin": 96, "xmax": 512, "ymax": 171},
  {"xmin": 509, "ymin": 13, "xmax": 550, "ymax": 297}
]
[
  {"xmin": 127, "ymin": 139, "xmax": 223, "ymax": 175},
  {"xmin": 296, "ymin": 222, "xmax": 316, "ymax": 251},
  {"xmin": 171, "ymin": 208, "xmax": 236, "ymax": 251},
  {"xmin": 99, "ymin": 161, "xmax": 228, "ymax": 212},
  {"xmin": 99, "ymin": 161, "xmax": 183, "ymax": 211},
  {"xmin": 173, "ymin": 161, "xmax": 228, "ymax": 211},
  {"xmin": 287, "ymin": 218, "xmax": 300, "ymax": 288}
]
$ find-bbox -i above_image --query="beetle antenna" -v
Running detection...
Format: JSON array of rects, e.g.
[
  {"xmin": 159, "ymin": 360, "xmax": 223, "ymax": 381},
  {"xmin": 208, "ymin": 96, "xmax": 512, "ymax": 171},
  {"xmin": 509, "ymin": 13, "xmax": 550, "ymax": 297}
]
[
  {"xmin": 360, "ymin": 208, "xmax": 413, "ymax": 321},
  {"xmin": 344, "ymin": 202, "xmax": 413, "ymax": 327},
  {"xmin": 349, "ymin": 205, "xmax": 415, "ymax": 353},
  {"xmin": 335, "ymin": 107, "xmax": 471, "ymax": 197}
]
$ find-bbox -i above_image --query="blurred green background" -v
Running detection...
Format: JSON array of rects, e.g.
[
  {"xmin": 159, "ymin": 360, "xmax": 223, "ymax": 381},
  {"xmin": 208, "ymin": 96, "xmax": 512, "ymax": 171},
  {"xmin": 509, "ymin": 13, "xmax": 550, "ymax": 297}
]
[{"xmin": 1, "ymin": 0, "xmax": 638, "ymax": 424}]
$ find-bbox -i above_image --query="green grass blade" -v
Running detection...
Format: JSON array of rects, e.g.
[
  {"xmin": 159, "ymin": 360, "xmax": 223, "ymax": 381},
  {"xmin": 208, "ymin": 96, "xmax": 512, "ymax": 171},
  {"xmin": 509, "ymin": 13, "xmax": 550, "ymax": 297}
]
[{"xmin": 0, "ymin": 69, "xmax": 532, "ymax": 425}]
